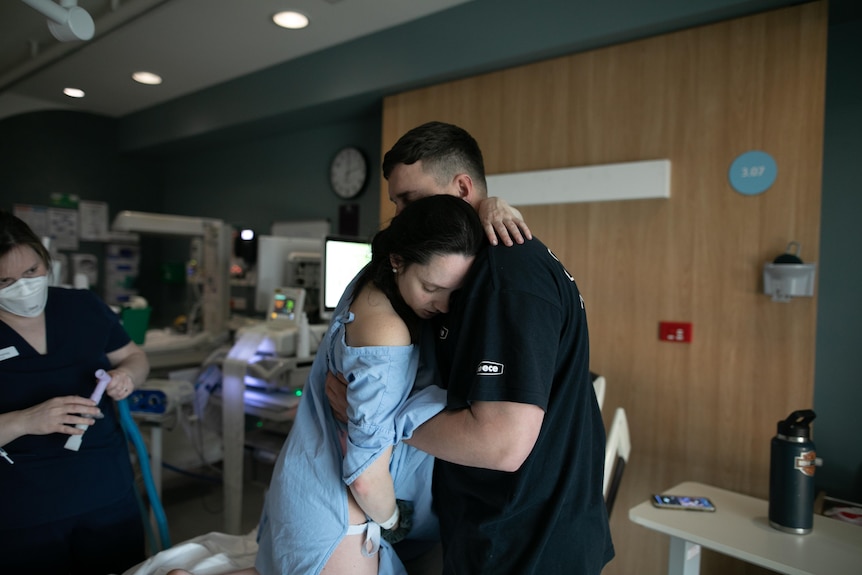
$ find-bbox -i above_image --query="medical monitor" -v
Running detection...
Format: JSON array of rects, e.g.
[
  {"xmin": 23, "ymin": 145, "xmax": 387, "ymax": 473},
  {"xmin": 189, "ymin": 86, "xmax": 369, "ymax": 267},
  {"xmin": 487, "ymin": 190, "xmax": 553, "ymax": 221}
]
[
  {"xmin": 255, "ymin": 235, "xmax": 322, "ymax": 313},
  {"xmin": 320, "ymin": 235, "xmax": 372, "ymax": 320},
  {"xmin": 266, "ymin": 287, "xmax": 306, "ymax": 329}
]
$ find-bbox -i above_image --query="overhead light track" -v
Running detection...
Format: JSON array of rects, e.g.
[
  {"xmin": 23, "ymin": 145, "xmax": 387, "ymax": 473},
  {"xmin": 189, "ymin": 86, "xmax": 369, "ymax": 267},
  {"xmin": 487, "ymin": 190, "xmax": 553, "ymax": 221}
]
[
  {"xmin": 1, "ymin": 0, "xmax": 170, "ymax": 94},
  {"xmin": 20, "ymin": 0, "xmax": 94, "ymax": 42}
]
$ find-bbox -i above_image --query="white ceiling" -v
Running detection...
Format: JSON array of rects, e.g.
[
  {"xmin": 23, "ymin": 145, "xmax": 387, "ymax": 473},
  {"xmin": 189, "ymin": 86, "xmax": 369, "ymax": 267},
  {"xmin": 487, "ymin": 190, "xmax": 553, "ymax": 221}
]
[
  {"xmin": 2, "ymin": 0, "xmax": 859, "ymax": 131},
  {"xmin": 0, "ymin": 0, "xmax": 472, "ymax": 120}
]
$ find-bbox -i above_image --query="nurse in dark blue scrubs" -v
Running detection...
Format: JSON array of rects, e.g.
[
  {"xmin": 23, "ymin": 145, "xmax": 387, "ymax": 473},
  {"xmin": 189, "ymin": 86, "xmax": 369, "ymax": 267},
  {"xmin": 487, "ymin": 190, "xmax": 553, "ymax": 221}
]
[{"xmin": 0, "ymin": 210, "xmax": 150, "ymax": 575}]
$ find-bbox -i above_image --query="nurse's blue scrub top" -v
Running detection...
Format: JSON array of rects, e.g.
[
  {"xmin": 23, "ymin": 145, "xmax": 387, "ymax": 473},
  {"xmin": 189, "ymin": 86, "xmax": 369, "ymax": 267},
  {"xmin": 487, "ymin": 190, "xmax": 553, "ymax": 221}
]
[{"xmin": 0, "ymin": 287, "xmax": 135, "ymax": 529}]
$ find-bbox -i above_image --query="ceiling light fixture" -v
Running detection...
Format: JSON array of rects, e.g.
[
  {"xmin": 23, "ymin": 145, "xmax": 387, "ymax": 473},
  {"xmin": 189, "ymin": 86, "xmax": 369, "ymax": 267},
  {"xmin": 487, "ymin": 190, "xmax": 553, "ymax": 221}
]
[
  {"xmin": 63, "ymin": 87, "xmax": 85, "ymax": 98},
  {"xmin": 272, "ymin": 11, "xmax": 309, "ymax": 30},
  {"xmin": 132, "ymin": 71, "xmax": 163, "ymax": 85}
]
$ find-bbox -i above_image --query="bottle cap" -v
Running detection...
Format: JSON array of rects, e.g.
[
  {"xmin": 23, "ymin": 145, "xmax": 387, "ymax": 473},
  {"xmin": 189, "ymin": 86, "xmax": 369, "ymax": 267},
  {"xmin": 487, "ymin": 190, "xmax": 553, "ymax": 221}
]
[{"xmin": 777, "ymin": 409, "xmax": 816, "ymax": 438}]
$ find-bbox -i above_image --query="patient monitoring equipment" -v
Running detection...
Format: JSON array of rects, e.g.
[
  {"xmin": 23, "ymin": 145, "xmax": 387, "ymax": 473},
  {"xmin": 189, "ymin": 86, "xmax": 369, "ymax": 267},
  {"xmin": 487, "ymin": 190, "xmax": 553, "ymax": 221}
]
[
  {"xmin": 269, "ymin": 288, "xmax": 301, "ymax": 323},
  {"xmin": 221, "ymin": 285, "xmax": 327, "ymax": 533},
  {"xmin": 112, "ymin": 211, "xmax": 232, "ymax": 369},
  {"xmin": 220, "ymin": 287, "xmax": 314, "ymax": 413},
  {"xmin": 120, "ymin": 228, "xmax": 366, "ymax": 533},
  {"xmin": 228, "ymin": 287, "xmax": 318, "ymax": 411},
  {"xmin": 128, "ymin": 379, "xmax": 195, "ymax": 416},
  {"xmin": 271, "ymin": 287, "xmax": 308, "ymax": 351},
  {"xmin": 254, "ymin": 235, "xmax": 321, "ymax": 314},
  {"xmin": 216, "ymin": 238, "xmax": 369, "ymax": 532},
  {"xmin": 211, "ymin": 237, "xmax": 369, "ymax": 532},
  {"xmin": 320, "ymin": 235, "xmax": 372, "ymax": 320}
]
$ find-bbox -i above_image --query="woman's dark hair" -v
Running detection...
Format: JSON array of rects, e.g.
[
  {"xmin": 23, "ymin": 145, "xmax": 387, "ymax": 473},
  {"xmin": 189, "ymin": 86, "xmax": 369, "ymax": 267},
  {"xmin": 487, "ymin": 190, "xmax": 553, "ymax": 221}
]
[
  {"xmin": 356, "ymin": 194, "xmax": 485, "ymax": 327},
  {"xmin": 0, "ymin": 211, "xmax": 51, "ymax": 269}
]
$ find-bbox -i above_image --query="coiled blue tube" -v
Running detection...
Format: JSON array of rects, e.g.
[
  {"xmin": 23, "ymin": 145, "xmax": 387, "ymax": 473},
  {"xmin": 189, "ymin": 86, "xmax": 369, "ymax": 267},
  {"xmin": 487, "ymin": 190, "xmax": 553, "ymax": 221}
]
[{"xmin": 117, "ymin": 398, "xmax": 172, "ymax": 551}]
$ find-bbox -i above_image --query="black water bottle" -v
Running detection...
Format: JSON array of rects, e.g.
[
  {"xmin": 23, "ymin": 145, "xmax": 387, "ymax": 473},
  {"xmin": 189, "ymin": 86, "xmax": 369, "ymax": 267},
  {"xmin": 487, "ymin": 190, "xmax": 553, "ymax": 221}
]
[{"xmin": 768, "ymin": 409, "xmax": 817, "ymax": 534}]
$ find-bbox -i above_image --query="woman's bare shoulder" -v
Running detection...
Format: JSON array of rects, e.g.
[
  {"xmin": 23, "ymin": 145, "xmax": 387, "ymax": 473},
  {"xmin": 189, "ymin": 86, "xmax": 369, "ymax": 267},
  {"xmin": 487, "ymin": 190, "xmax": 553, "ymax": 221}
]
[{"xmin": 346, "ymin": 285, "xmax": 411, "ymax": 347}]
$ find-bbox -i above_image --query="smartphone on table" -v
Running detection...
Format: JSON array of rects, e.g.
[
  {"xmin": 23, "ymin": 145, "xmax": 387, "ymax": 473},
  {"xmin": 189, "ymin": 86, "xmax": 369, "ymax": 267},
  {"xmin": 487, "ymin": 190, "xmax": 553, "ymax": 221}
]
[{"xmin": 652, "ymin": 494, "xmax": 716, "ymax": 512}]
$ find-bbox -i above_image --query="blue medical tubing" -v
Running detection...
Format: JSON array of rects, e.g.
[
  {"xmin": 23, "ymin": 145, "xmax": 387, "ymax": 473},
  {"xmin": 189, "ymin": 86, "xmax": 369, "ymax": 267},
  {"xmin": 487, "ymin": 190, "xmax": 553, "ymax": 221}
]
[
  {"xmin": 132, "ymin": 480, "xmax": 159, "ymax": 556},
  {"xmin": 117, "ymin": 398, "xmax": 172, "ymax": 551}
]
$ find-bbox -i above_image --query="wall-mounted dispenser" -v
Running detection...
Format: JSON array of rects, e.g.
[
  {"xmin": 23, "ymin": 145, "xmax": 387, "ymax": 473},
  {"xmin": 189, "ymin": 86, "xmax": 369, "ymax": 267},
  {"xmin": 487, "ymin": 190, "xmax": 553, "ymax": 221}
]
[{"xmin": 763, "ymin": 242, "xmax": 816, "ymax": 302}]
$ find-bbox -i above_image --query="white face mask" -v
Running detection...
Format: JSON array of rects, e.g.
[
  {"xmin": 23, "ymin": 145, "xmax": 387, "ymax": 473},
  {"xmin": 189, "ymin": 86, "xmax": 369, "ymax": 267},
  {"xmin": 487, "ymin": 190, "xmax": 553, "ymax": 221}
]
[{"xmin": 0, "ymin": 275, "xmax": 49, "ymax": 318}]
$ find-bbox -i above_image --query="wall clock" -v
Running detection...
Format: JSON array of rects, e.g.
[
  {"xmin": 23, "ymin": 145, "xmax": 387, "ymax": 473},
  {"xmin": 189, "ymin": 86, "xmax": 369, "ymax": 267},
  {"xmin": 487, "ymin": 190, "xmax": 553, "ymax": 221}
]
[{"xmin": 329, "ymin": 146, "xmax": 368, "ymax": 199}]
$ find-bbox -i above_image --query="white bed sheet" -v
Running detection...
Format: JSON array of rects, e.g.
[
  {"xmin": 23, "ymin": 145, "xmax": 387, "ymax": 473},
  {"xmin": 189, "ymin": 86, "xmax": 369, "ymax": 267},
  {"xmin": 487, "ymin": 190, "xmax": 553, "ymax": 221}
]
[{"xmin": 122, "ymin": 529, "xmax": 258, "ymax": 575}]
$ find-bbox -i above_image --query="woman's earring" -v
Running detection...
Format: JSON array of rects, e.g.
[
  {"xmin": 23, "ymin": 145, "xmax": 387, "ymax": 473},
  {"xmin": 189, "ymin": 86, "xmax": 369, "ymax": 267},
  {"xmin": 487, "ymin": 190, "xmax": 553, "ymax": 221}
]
[{"xmin": 392, "ymin": 268, "xmax": 398, "ymax": 274}]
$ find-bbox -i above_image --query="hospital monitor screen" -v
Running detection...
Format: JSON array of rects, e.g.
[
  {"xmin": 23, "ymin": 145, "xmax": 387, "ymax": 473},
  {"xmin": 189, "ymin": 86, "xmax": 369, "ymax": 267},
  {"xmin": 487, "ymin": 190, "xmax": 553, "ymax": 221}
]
[
  {"xmin": 321, "ymin": 236, "xmax": 372, "ymax": 320},
  {"xmin": 267, "ymin": 287, "xmax": 306, "ymax": 328},
  {"xmin": 255, "ymin": 235, "xmax": 322, "ymax": 313}
]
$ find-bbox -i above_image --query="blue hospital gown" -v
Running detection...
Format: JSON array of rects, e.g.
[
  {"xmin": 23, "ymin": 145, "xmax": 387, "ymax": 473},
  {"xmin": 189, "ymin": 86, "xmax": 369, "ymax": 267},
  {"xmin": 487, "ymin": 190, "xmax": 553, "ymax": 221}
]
[{"xmin": 255, "ymin": 285, "xmax": 446, "ymax": 575}]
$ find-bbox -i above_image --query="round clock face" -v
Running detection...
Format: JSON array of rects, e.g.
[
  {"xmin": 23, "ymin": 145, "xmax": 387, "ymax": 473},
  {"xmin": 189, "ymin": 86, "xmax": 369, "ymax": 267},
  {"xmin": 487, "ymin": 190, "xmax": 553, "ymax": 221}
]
[{"xmin": 330, "ymin": 146, "xmax": 368, "ymax": 199}]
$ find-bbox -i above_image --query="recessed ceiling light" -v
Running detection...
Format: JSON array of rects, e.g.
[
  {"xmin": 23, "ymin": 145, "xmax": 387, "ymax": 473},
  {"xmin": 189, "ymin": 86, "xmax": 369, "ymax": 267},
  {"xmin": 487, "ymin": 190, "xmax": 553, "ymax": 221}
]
[
  {"xmin": 272, "ymin": 11, "xmax": 309, "ymax": 29},
  {"xmin": 132, "ymin": 71, "xmax": 163, "ymax": 85},
  {"xmin": 63, "ymin": 87, "xmax": 85, "ymax": 98}
]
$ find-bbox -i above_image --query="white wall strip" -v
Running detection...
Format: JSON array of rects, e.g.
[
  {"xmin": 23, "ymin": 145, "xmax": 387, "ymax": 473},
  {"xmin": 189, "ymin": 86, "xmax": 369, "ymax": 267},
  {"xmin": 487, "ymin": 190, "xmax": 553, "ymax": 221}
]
[{"xmin": 486, "ymin": 159, "xmax": 671, "ymax": 206}]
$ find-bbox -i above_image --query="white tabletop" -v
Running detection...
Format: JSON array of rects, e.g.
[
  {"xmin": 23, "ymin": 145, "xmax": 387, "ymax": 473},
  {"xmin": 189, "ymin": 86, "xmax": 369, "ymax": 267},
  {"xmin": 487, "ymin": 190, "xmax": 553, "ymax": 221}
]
[{"xmin": 629, "ymin": 481, "xmax": 862, "ymax": 575}]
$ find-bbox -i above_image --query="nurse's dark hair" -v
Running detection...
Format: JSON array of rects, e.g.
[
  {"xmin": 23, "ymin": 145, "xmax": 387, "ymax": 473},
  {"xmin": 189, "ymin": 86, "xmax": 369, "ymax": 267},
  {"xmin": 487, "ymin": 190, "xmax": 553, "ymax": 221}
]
[
  {"xmin": 382, "ymin": 121, "xmax": 488, "ymax": 198},
  {"xmin": 356, "ymin": 194, "xmax": 485, "ymax": 326},
  {"xmin": 0, "ymin": 210, "xmax": 51, "ymax": 268}
]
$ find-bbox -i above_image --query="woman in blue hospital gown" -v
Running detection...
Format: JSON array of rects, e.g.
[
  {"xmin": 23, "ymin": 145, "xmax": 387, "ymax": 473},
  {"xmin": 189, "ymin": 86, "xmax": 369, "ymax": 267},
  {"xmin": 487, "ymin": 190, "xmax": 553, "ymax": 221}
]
[{"xmin": 255, "ymin": 195, "xmax": 486, "ymax": 575}]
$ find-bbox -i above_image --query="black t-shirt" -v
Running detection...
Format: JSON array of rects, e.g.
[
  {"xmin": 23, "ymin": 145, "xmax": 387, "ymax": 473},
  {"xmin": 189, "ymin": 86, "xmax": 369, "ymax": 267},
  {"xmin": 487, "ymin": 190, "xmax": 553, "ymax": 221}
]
[
  {"xmin": 432, "ymin": 238, "xmax": 614, "ymax": 574},
  {"xmin": 0, "ymin": 287, "xmax": 135, "ymax": 529}
]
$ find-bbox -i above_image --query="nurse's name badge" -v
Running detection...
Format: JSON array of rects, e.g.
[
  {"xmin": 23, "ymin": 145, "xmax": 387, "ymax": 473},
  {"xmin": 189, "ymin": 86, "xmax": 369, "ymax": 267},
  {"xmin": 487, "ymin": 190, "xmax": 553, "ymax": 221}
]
[{"xmin": 0, "ymin": 346, "xmax": 20, "ymax": 362}]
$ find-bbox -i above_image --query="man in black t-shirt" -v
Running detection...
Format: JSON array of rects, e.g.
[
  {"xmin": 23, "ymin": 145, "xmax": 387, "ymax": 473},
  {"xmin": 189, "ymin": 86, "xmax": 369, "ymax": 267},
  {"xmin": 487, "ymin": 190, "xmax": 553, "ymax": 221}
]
[{"xmin": 384, "ymin": 122, "xmax": 614, "ymax": 574}]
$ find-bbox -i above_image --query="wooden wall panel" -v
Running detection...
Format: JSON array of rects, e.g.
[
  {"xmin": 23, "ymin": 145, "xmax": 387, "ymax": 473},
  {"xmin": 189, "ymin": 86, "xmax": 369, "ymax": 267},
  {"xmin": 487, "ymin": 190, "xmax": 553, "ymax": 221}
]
[{"xmin": 380, "ymin": 3, "xmax": 826, "ymax": 573}]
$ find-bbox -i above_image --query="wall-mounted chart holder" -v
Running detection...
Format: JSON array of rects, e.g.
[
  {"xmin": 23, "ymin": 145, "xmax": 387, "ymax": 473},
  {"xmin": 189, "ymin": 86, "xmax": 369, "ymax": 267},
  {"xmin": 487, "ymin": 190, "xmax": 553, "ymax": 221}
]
[{"xmin": 763, "ymin": 242, "xmax": 816, "ymax": 302}]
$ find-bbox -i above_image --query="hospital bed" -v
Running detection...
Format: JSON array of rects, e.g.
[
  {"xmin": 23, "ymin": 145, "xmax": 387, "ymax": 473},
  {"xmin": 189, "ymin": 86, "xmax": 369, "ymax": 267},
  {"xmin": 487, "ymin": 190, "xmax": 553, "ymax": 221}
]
[{"xmin": 122, "ymin": 529, "xmax": 258, "ymax": 575}]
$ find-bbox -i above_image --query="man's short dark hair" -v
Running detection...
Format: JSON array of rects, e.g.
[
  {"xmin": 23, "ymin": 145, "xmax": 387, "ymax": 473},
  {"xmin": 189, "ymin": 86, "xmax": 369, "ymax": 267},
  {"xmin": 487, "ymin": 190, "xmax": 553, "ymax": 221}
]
[{"xmin": 382, "ymin": 121, "xmax": 487, "ymax": 196}]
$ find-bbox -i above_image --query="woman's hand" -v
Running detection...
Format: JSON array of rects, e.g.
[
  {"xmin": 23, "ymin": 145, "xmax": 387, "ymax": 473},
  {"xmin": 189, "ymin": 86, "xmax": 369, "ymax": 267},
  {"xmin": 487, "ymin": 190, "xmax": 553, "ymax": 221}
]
[
  {"xmin": 105, "ymin": 368, "xmax": 136, "ymax": 401},
  {"xmin": 478, "ymin": 197, "xmax": 533, "ymax": 246},
  {"xmin": 17, "ymin": 396, "xmax": 101, "ymax": 436},
  {"xmin": 105, "ymin": 341, "xmax": 149, "ymax": 401}
]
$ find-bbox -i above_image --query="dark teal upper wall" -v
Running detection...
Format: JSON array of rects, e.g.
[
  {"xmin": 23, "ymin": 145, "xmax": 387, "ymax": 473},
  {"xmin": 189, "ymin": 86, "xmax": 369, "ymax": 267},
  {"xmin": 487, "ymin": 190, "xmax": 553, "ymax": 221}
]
[
  {"xmin": 159, "ymin": 114, "xmax": 383, "ymax": 239},
  {"xmin": 1, "ymin": 110, "xmax": 163, "ymax": 212},
  {"xmin": 814, "ymin": 18, "xmax": 862, "ymax": 501},
  {"xmin": 0, "ymin": 110, "xmax": 165, "ymax": 295}
]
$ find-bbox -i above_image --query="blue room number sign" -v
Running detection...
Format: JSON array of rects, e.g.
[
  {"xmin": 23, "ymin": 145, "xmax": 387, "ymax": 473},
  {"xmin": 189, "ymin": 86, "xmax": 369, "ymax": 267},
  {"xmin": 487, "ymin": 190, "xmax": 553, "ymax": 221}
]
[{"xmin": 728, "ymin": 150, "xmax": 777, "ymax": 196}]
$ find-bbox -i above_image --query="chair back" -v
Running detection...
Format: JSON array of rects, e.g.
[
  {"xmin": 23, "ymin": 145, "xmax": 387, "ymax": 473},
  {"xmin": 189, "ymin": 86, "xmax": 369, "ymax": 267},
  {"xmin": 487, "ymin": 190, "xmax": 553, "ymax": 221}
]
[
  {"xmin": 603, "ymin": 407, "xmax": 631, "ymax": 516},
  {"xmin": 591, "ymin": 372, "xmax": 606, "ymax": 412}
]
